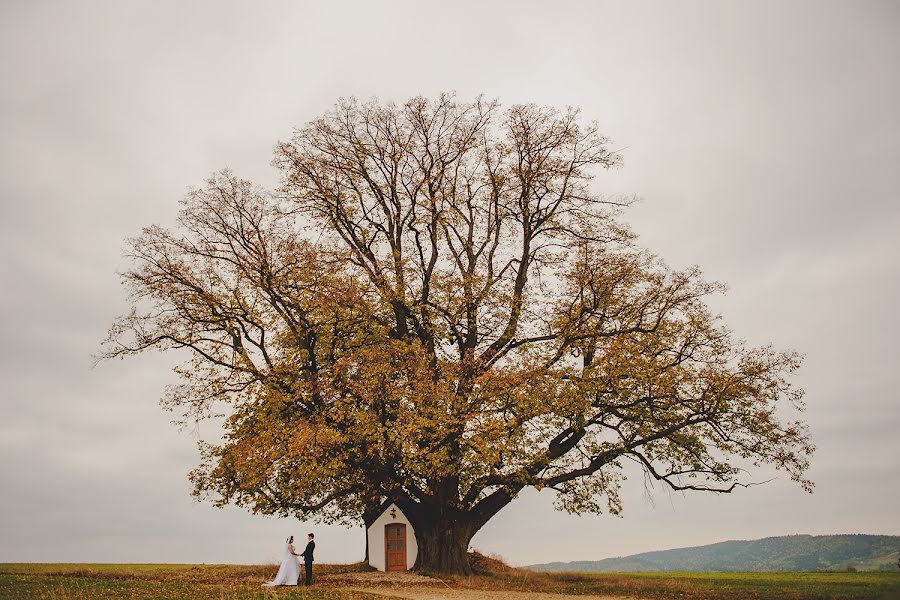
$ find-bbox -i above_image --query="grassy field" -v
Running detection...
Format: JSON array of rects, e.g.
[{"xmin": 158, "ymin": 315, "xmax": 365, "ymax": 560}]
[
  {"xmin": 1, "ymin": 562, "xmax": 898, "ymax": 600},
  {"xmin": 0, "ymin": 563, "xmax": 380, "ymax": 600},
  {"xmin": 458, "ymin": 568, "xmax": 900, "ymax": 599}
]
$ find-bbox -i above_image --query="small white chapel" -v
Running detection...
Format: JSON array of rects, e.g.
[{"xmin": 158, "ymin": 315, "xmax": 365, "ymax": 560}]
[{"xmin": 366, "ymin": 500, "xmax": 418, "ymax": 572}]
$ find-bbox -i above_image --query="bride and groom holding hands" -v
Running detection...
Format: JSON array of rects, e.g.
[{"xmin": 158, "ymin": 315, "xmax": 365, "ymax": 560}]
[{"xmin": 262, "ymin": 533, "xmax": 316, "ymax": 586}]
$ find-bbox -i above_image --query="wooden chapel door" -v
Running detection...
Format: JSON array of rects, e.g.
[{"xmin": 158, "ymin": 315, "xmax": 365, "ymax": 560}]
[{"xmin": 384, "ymin": 523, "xmax": 407, "ymax": 571}]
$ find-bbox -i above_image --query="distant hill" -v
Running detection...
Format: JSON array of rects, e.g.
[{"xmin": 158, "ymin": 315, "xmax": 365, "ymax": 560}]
[{"xmin": 527, "ymin": 534, "xmax": 900, "ymax": 572}]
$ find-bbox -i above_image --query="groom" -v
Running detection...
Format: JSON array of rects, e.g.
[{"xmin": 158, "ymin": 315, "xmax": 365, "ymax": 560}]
[{"xmin": 299, "ymin": 532, "xmax": 315, "ymax": 585}]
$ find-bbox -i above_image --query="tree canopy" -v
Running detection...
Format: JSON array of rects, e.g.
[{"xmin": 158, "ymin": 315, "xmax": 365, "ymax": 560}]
[{"xmin": 103, "ymin": 94, "xmax": 813, "ymax": 573}]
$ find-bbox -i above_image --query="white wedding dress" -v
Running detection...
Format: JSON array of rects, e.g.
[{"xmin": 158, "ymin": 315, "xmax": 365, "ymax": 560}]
[{"xmin": 262, "ymin": 540, "xmax": 300, "ymax": 586}]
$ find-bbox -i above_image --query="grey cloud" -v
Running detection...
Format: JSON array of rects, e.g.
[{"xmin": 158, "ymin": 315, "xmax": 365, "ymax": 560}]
[{"xmin": 1, "ymin": 0, "xmax": 898, "ymax": 565}]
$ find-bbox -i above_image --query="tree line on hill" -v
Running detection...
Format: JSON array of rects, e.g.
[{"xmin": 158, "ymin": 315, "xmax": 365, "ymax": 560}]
[{"xmin": 527, "ymin": 534, "xmax": 900, "ymax": 572}]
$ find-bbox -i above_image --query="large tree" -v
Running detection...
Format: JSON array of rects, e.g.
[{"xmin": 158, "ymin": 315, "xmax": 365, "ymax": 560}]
[{"xmin": 102, "ymin": 94, "xmax": 813, "ymax": 574}]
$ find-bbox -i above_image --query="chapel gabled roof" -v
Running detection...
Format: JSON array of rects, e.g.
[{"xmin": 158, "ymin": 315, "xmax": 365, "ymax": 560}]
[{"xmin": 364, "ymin": 495, "xmax": 415, "ymax": 527}]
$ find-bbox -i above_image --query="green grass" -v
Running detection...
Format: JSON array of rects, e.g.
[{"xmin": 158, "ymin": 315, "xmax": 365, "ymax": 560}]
[
  {"xmin": 459, "ymin": 568, "xmax": 900, "ymax": 599},
  {"xmin": 1, "ymin": 563, "xmax": 899, "ymax": 599},
  {"xmin": 0, "ymin": 564, "xmax": 390, "ymax": 600},
  {"xmin": 619, "ymin": 571, "xmax": 900, "ymax": 599}
]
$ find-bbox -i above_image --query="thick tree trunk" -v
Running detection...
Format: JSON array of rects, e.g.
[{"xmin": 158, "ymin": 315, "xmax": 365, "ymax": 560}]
[{"xmin": 413, "ymin": 516, "xmax": 478, "ymax": 575}]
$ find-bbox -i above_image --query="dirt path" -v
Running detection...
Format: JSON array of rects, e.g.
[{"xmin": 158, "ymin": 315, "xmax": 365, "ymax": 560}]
[{"xmin": 350, "ymin": 587, "xmax": 633, "ymax": 600}]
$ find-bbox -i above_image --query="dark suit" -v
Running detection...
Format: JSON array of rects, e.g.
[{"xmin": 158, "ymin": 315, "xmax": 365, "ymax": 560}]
[{"xmin": 300, "ymin": 540, "xmax": 315, "ymax": 585}]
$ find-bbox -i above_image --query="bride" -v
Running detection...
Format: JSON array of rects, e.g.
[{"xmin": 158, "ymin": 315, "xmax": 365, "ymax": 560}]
[{"xmin": 262, "ymin": 536, "xmax": 301, "ymax": 586}]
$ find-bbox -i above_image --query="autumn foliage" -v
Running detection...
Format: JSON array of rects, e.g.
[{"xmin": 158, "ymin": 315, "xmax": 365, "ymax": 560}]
[{"xmin": 103, "ymin": 94, "xmax": 813, "ymax": 574}]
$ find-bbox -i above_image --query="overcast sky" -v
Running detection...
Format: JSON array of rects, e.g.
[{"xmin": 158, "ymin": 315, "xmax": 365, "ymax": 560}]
[{"xmin": 1, "ymin": 0, "xmax": 898, "ymax": 566}]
